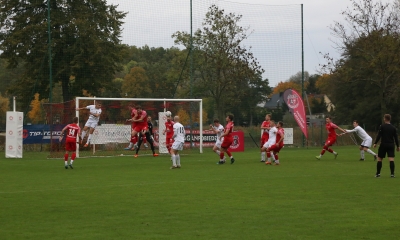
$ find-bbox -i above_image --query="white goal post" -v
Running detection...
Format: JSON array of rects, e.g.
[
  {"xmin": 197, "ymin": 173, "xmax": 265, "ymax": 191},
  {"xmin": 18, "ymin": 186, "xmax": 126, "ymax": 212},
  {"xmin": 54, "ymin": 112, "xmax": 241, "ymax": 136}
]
[{"xmin": 75, "ymin": 97, "xmax": 203, "ymax": 157}]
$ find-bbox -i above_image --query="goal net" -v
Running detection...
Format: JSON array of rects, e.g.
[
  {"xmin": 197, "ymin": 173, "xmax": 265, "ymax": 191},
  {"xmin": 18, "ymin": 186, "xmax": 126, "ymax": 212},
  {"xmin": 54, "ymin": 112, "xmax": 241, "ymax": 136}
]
[{"xmin": 72, "ymin": 97, "xmax": 203, "ymax": 158}]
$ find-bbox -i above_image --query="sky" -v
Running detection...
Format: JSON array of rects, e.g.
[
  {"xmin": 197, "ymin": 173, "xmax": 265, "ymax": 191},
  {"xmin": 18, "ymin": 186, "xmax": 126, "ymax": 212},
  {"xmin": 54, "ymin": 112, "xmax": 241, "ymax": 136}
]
[{"xmin": 105, "ymin": 0, "xmax": 390, "ymax": 87}]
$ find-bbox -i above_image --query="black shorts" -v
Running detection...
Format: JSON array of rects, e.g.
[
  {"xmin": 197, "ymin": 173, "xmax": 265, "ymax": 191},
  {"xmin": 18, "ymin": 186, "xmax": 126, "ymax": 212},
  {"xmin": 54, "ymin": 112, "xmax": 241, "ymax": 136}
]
[{"xmin": 378, "ymin": 144, "xmax": 395, "ymax": 158}]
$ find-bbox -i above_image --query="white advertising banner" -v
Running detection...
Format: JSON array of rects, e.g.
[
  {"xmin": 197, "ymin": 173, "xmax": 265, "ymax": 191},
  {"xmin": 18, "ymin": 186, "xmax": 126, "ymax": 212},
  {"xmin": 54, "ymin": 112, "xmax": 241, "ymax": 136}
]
[
  {"xmin": 260, "ymin": 127, "xmax": 293, "ymax": 145},
  {"xmin": 5, "ymin": 111, "xmax": 23, "ymax": 158},
  {"xmin": 283, "ymin": 128, "xmax": 293, "ymax": 145},
  {"xmin": 91, "ymin": 124, "xmax": 131, "ymax": 144}
]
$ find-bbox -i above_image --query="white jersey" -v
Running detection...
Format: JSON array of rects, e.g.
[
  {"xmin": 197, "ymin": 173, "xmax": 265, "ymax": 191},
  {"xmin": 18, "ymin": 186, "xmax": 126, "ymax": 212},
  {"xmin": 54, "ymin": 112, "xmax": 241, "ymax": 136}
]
[
  {"xmin": 346, "ymin": 126, "xmax": 371, "ymax": 141},
  {"xmin": 213, "ymin": 125, "xmax": 225, "ymax": 141},
  {"xmin": 86, "ymin": 105, "xmax": 102, "ymax": 122},
  {"xmin": 173, "ymin": 122, "xmax": 185, "ymax": 143},
  {"xmin": 267, "ymin": 126, "xmax": 278, "ymax": 145}
]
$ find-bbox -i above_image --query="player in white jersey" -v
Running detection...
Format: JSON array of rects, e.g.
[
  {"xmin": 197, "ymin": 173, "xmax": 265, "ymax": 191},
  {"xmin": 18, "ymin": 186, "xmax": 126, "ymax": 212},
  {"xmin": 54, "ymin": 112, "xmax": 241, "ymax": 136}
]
[
  {"xmin": 341, "ymin": 120, "xmax": 377, "ymax": 161},
  {"xmin": 76, "ymin": 102, "xmax": 102, "ymax": 147},
  {"xmin": 261, "ymin": 121, "xmax": 277, "ymax": 163},
  {"xmin": 170, "ymin": 116, "xmax": 185, "ymax": 169},
  {"xmin": 210, "ymin": 119, "xmax": 225, "ymax": 161}
]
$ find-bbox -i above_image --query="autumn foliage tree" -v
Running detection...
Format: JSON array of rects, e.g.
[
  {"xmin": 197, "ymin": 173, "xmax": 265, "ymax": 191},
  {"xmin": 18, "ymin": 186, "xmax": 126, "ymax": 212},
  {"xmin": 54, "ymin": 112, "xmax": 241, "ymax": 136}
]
[{"xmin": 27, "ymin": 93, "xmax": 44, "ymax": 124}]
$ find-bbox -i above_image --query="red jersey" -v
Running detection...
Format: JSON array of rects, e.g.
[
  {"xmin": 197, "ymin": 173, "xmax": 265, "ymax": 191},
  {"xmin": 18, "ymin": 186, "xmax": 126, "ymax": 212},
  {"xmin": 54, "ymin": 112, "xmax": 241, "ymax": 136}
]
[
  {"xmin": 326, "ymin": 122, "xmax": 338, "ymax": 139},
  {"xmin": 165, "ymin": 120, "xmax": 175, "ymax": 138},
  {"xmin": 224, "ymin": 121, "xmax": 234, "ymax": 141},
  {"xmin": 261, "ymin": 120, "xmax": 270, "ymax": 137},
  {"xmin": 134, "ymin": 110, "xmax": 147, "ymax": 127},
  {"xmin": 64, "ymin": 124, "xmax": 80, "ymax": 143},
  {"xmin": 130, "ymin": 108, "xmax": 137, "ymax": 127},
  {"xmin": 276, "ymin": 128, "xmax": 284, "ymax": 147}
]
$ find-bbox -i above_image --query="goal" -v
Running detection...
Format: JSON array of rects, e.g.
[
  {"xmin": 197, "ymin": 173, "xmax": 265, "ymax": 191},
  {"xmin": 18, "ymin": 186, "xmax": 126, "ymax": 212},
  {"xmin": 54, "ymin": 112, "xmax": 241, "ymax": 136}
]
[{"xmin": 75, "ymin": 97, "xmax": 203, "ymax": 158}]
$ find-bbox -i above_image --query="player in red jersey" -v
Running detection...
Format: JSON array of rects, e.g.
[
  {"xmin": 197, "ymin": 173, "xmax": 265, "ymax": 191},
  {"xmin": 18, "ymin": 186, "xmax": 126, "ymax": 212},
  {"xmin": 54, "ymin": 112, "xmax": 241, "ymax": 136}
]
[
  {"xmin": 260, "ymin": 114, "xmax": 271, "ymax": 162},
  {"xmin": 163, "ymin": 114, "xmax": 175, "ymax": 153},
  {"xmin": 266, "ymin": 121, "xmax": 284, "ymax": 165},
  {"xmin": 59, "ymin": 117, "xmax": 81, "ymax": 169},
  {"xmin": 218, "ymin": 114, "xmax": 235, "ymax": 164},
  {"xmin": 125, "ymin": 105, "xmax": 138, "ymax": 150},
  {"xmin": 316, "ymin": 116, "xmax": 346, "ymax": 160}
]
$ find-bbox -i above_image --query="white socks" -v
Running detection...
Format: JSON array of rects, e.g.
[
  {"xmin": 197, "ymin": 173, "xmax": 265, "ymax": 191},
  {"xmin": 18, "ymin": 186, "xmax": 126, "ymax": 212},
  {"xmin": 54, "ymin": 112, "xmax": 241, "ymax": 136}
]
[
  {"xmin": 81, "ymin": 131, "xmax": 86, "ymax": 140},
  {"xmin": 360, "ymin": 150, "xmax": 365, "ymax": 159},
  {"xmin": 87, "ymin": 134, "xmax": 92, "ymax": 144},
  {"xmin": 215, "ymin": 150, "xmax": 220, "ymax": 155},
  {"xmin": 261, "ymin": 152, "xmax": 266, "ymax": 161},
  {"xmin": 176, "ymin": 154, "xmax": 180, "ymax": 166},
  {"xmin": 367, "ymin": 149, "xmax": 376, "ymax": 155},
  {"xmin": 172, "ymin": 154, "xmax": 177, "ymax": 166}
]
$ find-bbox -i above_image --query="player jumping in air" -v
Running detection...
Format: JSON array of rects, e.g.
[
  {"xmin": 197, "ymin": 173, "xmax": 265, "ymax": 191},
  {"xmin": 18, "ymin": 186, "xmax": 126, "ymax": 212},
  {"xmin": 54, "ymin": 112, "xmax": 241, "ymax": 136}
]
[
  {"xmin": 340, "ymin": 120, "xmax": 377, "ymax": 161},
  {"xmin": 76, "ymin": 102, "xmax": 102, "ymax": 147},
  {"xmin": 126, "ymin": 105, "xmax": 147, "ymax": 153},
  {"xmin": 134, "ymin": 116, "xmax": 159, "ymax": 157},
  {"xmin": 218, "ymin": 114, "xmax": 235, "ymax": 165},
  {"xmin": 316, "ymin": 116, "xmax": 346, "ymax": 160},
  {"xmin": 125, "ymin": 105, "xmax": 138, "ymax": 150},
  {"xmin": 59, "ymin": 117, "xmax": 81, "ymax": 169},
  {"xmin": 260, "ymin": 114, "xmax": 271, "ymax": 162}
]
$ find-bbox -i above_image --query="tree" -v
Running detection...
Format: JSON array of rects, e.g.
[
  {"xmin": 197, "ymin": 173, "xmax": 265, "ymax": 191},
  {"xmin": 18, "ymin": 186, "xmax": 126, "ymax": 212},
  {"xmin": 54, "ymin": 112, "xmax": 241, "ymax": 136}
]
[
  {"xmin": 323, "ymin": 0, "xmax": 400, "ymax": 122},
  {"xmin": 0, "ymin": 93, "xmax": 10, "ymax": 129},
  {"xmin": 27, "ymin": 93, "xmax": 45, "ymax": 124},
  {"xmin": 0, "ymin": 0, "xmax": 127, "ymax": 106},
  {"xmin": 173, "ymin": 5, "xmax": 266, "ymax": 121},
  {"xmin": 272, "ymin": 81, "xmax": 301, "ymax": 95},
  {"xmin": 121, "ymin": 67, "xmax": 151, "ymax": 98}
]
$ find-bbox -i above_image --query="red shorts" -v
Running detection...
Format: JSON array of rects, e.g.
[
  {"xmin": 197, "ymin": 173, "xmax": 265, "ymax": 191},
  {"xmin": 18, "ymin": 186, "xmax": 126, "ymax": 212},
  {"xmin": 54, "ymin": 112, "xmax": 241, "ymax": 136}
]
[
  {"xmin": 268, "ymin": 144, "xmax": 283, "ymax": 153},
  {"xmin": 166, "ymin": 137, "xmax": 174, "ymax": 146},
  {"xmin": 221, "ymin": 138, "xmax": 233, "ymax": 149},
  {"xmin": 261, "ymin": 135, "xmax": 269, "ymax": 146},
  {"xmin": 325, "ymin": 138, "xmax": 336, "ymax": 146},
  {"xmin": 65, "ymin": 141, "xmax": 76, "ymax": 151}
]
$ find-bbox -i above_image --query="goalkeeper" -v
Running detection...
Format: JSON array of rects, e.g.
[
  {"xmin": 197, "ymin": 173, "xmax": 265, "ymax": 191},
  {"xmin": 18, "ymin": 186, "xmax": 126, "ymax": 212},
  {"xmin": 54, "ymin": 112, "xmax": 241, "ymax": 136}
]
[{"xmin": 134, "ymin": 116, "xmax": 159, "ymax": 157}]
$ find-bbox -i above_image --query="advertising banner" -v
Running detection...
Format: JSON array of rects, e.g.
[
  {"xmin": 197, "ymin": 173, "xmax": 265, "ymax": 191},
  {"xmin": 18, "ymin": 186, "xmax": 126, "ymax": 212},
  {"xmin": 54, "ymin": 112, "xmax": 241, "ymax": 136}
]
[
  {"xmin": 22, "ymin": 124, "xmax": 65, "ymax": 144},
  {"xmin": 5, "ymin": 112, "xmax": 23, "ymax": 158},
  {"xmin": 283, "ymin": 89, "xmax": 308, "ymax": 139}
]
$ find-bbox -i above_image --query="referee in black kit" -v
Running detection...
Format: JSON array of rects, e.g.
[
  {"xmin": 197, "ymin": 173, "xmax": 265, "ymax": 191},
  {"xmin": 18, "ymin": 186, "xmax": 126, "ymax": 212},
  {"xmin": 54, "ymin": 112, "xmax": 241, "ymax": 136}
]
[{"xmin": 373, "ymin": 114, "xmax": 400, "ymax": 178}]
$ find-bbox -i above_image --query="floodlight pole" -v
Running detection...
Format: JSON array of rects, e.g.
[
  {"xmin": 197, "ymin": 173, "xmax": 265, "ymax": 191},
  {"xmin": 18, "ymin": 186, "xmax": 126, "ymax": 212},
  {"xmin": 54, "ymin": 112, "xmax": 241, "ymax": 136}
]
[{"xmin": 47, "ymin": 0, "xmax": 54, "ymax": 152}]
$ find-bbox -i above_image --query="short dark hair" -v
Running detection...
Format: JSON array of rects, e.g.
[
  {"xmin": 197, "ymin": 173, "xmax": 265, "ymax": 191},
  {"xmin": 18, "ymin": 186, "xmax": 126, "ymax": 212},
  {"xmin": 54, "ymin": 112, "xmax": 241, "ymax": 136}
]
[
  {"xmin": 136, "ymin": 105, "xmax": 142, "ymax": 110},
  {"xmin": 213, "ymin": 119, "xmax": 219, "ymax": 123},
  {"xmin": 278, "ymin": 121, "xmax": 283, "ymax": 127},
  {"xmin": 353, "ymin": 120, "xmax": 358, "ymax": 124},
  {"xmin": 227, "ymin": 114, "xmax": 234, "ymax": 121},
  {"xmin": 384, "ymin": 114, "xmax": 391, "ymax": 121},
  {"xmin": 326, "ymin": 116, "xmax": 332, "ymax": 120},
  {"xmin": 73, "ymin": 117, "xmax": 78, "ymax": 123}
]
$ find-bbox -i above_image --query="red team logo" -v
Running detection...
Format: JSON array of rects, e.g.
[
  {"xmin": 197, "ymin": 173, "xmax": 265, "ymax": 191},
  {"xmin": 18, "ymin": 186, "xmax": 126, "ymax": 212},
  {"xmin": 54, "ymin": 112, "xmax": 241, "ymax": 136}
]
[
  {"xmin": 230, "ymin": 135, "xmax": 240, "ymax": 150},
  {"xmin": 23, "ymin": 129, "xmax": 28, "ymax": 139},
  {"xmin": 286, "ymin": 94, "xmax": 299, "ymax": 109}
]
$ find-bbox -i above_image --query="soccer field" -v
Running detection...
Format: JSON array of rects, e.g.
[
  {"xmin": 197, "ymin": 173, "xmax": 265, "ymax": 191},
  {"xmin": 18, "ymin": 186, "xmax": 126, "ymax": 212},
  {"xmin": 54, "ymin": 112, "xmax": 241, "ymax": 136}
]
[{"xmin": 0, "ymin": 146, "xmax": 399, "ymax": 240}]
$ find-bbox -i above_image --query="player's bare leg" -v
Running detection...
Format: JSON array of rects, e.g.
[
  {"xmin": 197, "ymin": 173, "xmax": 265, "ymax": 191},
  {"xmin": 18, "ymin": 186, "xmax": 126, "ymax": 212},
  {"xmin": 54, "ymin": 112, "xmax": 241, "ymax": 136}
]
[
  {"xmin": 64, "ymin": 151, "xmax": 69, "ymax": 169},
  {"xmin": 80, "ymin": 126, "xmax": 89, "ymax": 144},
  {"xmin": 362, "ymin": 146, "xmax": 377, "ymax": 161},
  {"xmin": 316, "ymin": 144, "xmax": 337, "ymax": 159},
  {"xmin": 84, "ymin": 127, "xmax": 95, "ymax": 147}
]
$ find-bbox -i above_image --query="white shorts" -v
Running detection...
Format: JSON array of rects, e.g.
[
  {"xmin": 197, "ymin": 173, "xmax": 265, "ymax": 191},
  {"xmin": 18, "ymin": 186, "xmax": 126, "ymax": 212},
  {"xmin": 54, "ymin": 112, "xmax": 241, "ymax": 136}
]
[
  {"xmin": 263, "ymin": 141, "xmax": 272, "ymax": 149},
  {"xmin": 85, "ymin": 119, "xmax": 98, "ymax": 129},
  {"xmin": 215, "ymin": 138, "xmax": 224, "ymax": 148},
  {"xmin": 172, "ymin": 141, "xmax": 184, "ymax": 151},
  {"xmin": 361, "ymin": 138, "xmax": 372, "ymax": 148}
]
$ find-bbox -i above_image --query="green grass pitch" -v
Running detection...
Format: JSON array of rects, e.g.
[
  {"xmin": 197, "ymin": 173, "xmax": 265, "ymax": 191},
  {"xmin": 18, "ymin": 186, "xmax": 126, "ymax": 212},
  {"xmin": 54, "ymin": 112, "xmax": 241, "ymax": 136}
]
[{"xmin": 0, "ymin": 146, "xmax": 399, "ymax": 240}]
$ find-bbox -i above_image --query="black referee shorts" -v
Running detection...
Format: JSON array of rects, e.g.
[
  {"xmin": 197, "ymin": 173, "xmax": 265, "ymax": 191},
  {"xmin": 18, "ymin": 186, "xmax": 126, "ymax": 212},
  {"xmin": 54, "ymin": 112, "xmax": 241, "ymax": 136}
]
[{"xmin": 378, "ymin": 144, "xmax": 395, "ymax": 158}]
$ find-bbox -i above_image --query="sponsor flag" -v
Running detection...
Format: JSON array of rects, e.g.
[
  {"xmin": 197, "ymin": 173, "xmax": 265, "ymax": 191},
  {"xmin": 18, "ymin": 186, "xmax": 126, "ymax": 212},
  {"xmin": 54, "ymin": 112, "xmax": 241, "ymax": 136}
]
[{"xmin": 283, "ymin": 89, "xmax": 308, "ymax": 139}]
